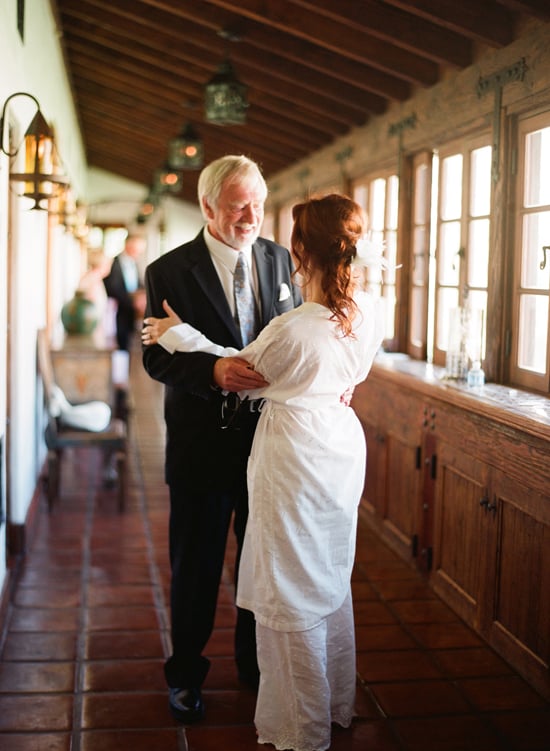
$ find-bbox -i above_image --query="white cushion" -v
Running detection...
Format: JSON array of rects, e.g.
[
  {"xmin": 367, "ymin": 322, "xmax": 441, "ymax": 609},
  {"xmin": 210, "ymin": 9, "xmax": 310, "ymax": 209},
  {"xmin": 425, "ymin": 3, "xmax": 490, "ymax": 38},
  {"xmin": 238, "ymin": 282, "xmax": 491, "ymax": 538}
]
[{"xmin": 49, "ymin": 384, "xmax": 111, "ymax": 432}]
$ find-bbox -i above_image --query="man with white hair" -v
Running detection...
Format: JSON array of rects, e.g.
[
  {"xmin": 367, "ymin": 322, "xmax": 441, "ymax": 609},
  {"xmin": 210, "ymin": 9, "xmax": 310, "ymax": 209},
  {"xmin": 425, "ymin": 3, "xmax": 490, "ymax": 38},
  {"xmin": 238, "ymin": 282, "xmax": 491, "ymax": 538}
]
[{"xmin": 142, "ymin": 155, "xmax": 301, "ymax": 723}]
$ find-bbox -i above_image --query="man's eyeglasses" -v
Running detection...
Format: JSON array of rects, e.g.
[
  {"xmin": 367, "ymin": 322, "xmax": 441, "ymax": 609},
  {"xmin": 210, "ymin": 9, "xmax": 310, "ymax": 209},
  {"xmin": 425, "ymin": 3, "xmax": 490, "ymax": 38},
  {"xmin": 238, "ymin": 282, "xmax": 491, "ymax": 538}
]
[{"xmin": 221, "ymin": 393, "xmax": 244, "ymax": 430}]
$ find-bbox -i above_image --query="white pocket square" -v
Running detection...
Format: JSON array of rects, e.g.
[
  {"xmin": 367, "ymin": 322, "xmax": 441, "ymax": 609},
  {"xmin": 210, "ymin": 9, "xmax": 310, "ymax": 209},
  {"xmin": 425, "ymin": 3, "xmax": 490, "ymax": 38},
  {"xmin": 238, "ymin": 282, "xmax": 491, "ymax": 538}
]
[{"xmin": 278, "ymin": 283, "xmax": 291, "ymax": 301}]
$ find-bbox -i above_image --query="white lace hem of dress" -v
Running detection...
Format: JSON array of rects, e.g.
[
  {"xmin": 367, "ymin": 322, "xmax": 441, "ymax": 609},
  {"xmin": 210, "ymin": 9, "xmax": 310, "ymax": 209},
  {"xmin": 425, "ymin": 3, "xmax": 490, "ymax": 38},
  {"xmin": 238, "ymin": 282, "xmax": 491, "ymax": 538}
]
[{"xmin": 257, "ymin": 714, "xmax": 354, "ymax": 751}]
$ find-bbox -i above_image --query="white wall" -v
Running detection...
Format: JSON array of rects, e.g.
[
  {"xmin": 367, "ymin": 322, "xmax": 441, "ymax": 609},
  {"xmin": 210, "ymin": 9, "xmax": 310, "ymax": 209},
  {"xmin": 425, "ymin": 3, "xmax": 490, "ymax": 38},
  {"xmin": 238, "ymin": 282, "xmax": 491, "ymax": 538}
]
[
  {"xmin": 86, "ymin": 167, "xmax": 203, "ymax": 263},
  {"xmin": 0, "ymin": 2, "xmax": 83, "ymax": 600},
  {"xmin": 0, "ymin": 0, "xmax": 204, "ymax": 606}
]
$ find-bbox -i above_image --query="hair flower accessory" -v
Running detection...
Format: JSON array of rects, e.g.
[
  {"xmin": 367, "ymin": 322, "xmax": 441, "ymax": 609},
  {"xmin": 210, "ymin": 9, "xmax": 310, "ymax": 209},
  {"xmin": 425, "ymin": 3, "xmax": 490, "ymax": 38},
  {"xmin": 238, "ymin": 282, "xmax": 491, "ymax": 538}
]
[{"xmin": 351, "ymin": 233, "xmax": 388, "ymax": 270}]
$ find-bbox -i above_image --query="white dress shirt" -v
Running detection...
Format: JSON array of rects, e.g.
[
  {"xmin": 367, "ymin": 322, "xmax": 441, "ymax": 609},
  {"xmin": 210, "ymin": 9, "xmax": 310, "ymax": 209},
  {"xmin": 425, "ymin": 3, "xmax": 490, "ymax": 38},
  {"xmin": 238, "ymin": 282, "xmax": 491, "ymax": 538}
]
[{"xmin": 204, "ymin": 227, "xmax": 259, "ymax": 317}]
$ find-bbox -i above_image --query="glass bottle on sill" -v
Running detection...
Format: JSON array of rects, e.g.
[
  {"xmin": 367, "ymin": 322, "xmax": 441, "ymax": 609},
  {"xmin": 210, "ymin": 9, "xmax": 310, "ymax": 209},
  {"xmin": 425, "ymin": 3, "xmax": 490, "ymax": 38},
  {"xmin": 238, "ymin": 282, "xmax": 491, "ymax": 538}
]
[{"xmin": 467, "ymin": 361, "xmax": 485, "ymax": 387}]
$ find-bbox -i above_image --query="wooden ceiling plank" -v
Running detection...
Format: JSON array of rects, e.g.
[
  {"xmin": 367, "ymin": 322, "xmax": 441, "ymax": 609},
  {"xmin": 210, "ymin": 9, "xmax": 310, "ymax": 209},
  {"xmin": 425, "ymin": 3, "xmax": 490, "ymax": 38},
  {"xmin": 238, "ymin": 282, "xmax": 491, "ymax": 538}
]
[
  {"xmin": 61, "ymin": 0, "xmax": 387, "ymax": 114},
  {"xmin": 291, "ymin": 0, "xmax": 473, "ymax": 66},
  {"xmin": 80, "ymin": 99, "xmax": 313, "ymax": 165},
  {"xmin": 199, "ymin": 0, "xmax": 439, "ymax": 85},
  {"xmin": 59, "ymin": 4, "xmax": 370, "ymax": 118},
  {"xmin": 68, "ymin": 48, "xmax": 344, "ymax": 141},
  {"xmin": 383, "ymin": 0, "xmax": 516, "ymax": 46},
  {"xmin": 52, "ymin": 0, "xmax": 541, "ymax": 198},
  {"xmin": 60, "ymin": 18, "xmax": 367, "ymax": 130},
  {"xmin": 82, "ymin": 0, "xmax": 412, "ymax": 102},
  {"xmin": 73, "ymin": 74, "xmax": 331, "ymax": 158},
  {"xmin": 496, "ymin": 0, "xmax": 550, "ymax": 21}
]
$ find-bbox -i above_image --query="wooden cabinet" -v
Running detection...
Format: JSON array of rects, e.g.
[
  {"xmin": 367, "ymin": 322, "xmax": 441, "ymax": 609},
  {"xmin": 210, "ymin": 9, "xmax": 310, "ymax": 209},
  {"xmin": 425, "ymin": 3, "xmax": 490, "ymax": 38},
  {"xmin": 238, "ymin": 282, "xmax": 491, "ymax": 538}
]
[
  {"xmin": 431, "ymin": 439, "xmax": 492, "ymax": 629},
  {"xmin": 353, "ymin": 356, "xmax": 550, "ymax": 700},
  {"xmin": 353, "ymin": 375, "xmax": 424, "ymax": 563},
  {"xmin": 486, "ymin": 471, "xmax": 550, "ymax": 696}
]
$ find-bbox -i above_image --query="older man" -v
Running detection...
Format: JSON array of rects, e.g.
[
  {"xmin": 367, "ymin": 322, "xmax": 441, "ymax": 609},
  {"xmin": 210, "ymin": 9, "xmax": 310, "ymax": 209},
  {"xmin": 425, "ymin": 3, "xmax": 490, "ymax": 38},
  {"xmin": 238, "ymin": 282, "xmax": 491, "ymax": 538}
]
[{"xmin": 142, "ymin": 155, "xmax": 302, "ymax": 723}]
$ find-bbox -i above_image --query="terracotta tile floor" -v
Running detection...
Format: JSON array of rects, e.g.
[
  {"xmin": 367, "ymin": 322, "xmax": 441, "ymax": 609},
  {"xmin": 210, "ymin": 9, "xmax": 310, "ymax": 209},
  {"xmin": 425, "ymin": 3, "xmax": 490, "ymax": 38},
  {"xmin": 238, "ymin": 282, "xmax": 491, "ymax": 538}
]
[{"xmin": 0, "ymin": 353, "xmax": 548, "ymax": 751}]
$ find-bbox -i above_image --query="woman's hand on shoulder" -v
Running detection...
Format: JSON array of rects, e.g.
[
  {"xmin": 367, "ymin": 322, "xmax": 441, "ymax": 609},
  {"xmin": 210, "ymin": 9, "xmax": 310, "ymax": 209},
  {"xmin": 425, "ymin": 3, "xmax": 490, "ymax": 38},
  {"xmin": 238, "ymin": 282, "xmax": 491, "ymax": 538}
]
[{"xmin": 142, "ymin": 299, "xmax": 181, "ymax": 345}]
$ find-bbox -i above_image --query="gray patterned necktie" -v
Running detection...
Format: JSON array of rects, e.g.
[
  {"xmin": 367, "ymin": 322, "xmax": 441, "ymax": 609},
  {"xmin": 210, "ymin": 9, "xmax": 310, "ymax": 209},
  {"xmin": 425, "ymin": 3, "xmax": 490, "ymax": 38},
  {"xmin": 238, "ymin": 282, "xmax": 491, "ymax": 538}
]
[{"xmin": 234, "ymin": 252, "xmax": 259, "ymax": 346}]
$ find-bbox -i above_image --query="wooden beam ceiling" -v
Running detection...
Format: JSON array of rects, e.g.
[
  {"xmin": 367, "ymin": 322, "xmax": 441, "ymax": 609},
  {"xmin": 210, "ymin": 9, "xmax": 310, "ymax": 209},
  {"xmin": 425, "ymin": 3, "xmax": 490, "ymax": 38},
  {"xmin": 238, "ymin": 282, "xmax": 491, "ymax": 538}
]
[{"xmin": 52, "ymin": 0, "xmax": 548, "ymax": 207}]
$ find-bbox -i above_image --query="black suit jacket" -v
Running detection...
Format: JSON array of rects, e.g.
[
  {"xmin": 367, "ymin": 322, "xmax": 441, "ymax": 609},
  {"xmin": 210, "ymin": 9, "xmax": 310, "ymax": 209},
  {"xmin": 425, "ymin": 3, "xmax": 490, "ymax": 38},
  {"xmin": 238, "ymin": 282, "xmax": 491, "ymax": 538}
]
[
  {"xmin": 142, "ymin": 230, "xmax": 302, "ymax": 489},
  {"xmin": 103, "ymin": 255, "xmax": 135, "ymax": 309},
  {"xmin": 103, "ymin": 254, "xmax": 141, "ymax": 349}
]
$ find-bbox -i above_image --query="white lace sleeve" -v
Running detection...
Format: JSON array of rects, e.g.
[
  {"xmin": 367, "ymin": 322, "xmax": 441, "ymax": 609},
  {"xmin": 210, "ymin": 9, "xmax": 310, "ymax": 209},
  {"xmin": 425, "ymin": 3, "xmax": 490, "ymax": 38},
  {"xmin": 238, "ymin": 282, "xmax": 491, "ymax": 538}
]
[{"xmin": 158, "ymin": 323, "xmax": 240, "ymax": 356}]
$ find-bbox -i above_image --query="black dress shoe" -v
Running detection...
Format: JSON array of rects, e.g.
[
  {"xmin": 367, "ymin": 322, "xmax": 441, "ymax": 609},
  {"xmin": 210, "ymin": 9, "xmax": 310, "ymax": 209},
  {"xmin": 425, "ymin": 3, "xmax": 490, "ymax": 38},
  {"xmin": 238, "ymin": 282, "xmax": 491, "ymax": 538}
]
[{"xmin": 169, "ymin": 687, "xmax": 204, "ymax": 724}]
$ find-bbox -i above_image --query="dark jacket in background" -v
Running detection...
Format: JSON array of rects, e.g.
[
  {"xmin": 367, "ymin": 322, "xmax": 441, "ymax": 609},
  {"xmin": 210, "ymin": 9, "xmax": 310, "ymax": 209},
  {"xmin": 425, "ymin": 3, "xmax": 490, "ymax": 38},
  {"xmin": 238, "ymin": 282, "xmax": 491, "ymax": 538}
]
[{"xmin": 103, "ymin": 254, "xmax": 139, "ymax": 351}]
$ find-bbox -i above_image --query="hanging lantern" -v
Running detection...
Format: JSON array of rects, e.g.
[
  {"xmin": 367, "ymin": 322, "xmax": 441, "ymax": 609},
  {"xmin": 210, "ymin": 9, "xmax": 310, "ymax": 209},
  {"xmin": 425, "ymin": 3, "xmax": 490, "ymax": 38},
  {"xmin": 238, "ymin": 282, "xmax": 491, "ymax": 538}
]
[
  {"xmin": 153, "ymin": 163, "xmax": 183, "ymax": 194},
  {"xmin": 204, "ymin": 59, "xmax": 248, "ymax": 126},
  {"xmin": 168, "ymin": 122, "xmax": 204, "ymax": 170}
]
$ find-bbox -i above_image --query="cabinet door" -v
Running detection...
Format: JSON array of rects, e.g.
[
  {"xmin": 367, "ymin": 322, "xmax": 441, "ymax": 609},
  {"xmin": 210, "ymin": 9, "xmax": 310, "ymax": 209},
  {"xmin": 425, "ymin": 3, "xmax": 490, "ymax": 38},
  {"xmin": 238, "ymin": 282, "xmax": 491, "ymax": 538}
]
[
  {"xmin": 486, "ymin": 471, "xmax": 550, "ymax": 700},
  {"xmin": 383, "ymin": 427, "xmax": 422, "ymax": 561},
  {"xmin": 358, "ymin": 417, "xmax": 421, "ymax": 562},
  {"xmin": 431, "ymin": 440, "xmax": 491, "ymax": 629},
  {"xmin": 362, "ymin": 420, "xmax": 387, "ymax": 518}
]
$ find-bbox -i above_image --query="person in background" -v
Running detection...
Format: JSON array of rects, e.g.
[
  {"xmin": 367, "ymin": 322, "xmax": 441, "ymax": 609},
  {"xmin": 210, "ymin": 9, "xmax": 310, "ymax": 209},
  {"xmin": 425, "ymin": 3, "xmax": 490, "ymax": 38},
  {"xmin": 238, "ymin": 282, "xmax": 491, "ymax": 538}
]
[
  {"xmin": 77, "ymin": 248, "xmax": 113, "ymax": 332},
  {"xmin": 141, "ymin": 155, "xmax": 302, "ymax": 724},
  {"xmin": 142, "ymin": 193, "xmax": 386, "ymax": 750},
  {"xmin": 103, "ymin": 233, "xmax": 147, "ymax": 351}
]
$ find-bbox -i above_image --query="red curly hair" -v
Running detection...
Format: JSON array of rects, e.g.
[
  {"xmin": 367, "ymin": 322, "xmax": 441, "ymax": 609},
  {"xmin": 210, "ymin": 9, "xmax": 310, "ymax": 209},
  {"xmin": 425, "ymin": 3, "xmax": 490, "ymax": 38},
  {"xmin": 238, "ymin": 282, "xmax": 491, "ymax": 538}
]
[{"xmin": 291, "ymin": 193, "xmax": 365, "ymax": 336}]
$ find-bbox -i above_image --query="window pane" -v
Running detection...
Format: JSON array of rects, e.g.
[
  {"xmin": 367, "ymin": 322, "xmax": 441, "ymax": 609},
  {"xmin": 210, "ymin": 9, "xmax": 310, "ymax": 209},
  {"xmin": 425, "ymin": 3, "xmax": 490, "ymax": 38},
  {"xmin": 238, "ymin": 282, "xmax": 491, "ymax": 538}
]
[
  {"xmin": 438, "ymin": 221, "xmax": 461, "ymax": 285},
  {"xmin": 468, "ymin": 218, "xmax": 490, "ymax": 288},
  {"xmin": 414, "ymin": 163, "xmax": 429, "ymax": 224},
  {"xmin": 353, "ymin": 184, "xmax": 368, "ymax": 209},
  {"xmin": 518, "ymin": 294, "xmax": 549, "ymax": 372},
  {"xmin": 387, "ymin": 175, "xmax": 399, "ymax": 229},
  {"xmin": 436, "ymin": 288, "xmax": 459, "ymax": 351},
  {"xmin": 410, "ymin": 287, "xmax": 425, "ymax": 347},
  {"xmin": 384, "ymin": 288, "xmax": 396, "ymax": 339},
  {"xmin": 366, "ymin": 228, "xmax": 385, "ymax": 285},
  {"xmin": 370, "ymin": 179, "xmax": 386, "ymax": 231},
  {"xmin": 440, "ymin": 154, "xmax": 463, "ymax": 220},
  {"xmin": 465, "ymin": 298, "xmax": 486, "ymax": 362},
  {"xmin": 521, "ymin": 212, "xmax": 550, "ymax": 289},
  {"xmin": 384, "ymin": 230, "xmax": 398, "ymax": 284},
  {"xmin": 412, "ymin": 226, "xmax": 428, "ymax": 284},
  {"xmin": 470, "ymin": 146, "xmax": 492, "ymax": 216},
  {"xmin": 524, "ymin": 126, "xmax": 550, "ymax": 207}
]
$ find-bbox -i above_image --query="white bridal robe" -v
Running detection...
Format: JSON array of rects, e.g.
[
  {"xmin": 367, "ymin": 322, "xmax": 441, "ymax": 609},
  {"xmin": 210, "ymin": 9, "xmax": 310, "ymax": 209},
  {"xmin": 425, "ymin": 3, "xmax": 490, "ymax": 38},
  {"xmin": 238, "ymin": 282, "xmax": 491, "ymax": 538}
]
[{"xmin": 159, "ymin": 291, "xmax": 384, "ymax": 751}]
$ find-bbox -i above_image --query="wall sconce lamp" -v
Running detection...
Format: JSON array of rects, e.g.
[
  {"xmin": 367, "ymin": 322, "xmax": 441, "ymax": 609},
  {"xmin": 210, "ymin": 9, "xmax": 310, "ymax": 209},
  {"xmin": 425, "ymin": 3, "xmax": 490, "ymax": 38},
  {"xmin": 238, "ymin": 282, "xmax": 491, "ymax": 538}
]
[
  {"xmin": 168, "ymin": 122, "xmax": 204, "ymax": 170},
  {"xmin": 0, "ymin": 92, "xmax": 68, "ymax": 210},
  {"xmin": 205, "ymin": 30, "xmax": 248, "ymax": 125}
]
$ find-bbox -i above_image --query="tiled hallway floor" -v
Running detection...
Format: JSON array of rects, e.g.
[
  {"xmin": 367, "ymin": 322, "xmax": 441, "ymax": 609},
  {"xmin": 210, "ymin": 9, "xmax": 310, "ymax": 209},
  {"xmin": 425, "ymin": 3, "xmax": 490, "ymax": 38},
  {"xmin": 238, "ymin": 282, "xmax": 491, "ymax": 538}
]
[{"xmin": 0, "ymin": 352, "xmax": 548, "ymax": 750}]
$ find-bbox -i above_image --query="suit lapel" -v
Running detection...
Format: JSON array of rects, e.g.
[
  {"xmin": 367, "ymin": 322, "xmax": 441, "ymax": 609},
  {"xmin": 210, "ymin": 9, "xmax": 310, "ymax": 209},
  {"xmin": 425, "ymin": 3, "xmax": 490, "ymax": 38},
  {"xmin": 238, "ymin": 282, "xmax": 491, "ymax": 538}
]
[
  {"xmin": 188, "ymin": 235, "xmax": 241, "ymax": 342},
  {"xmin": 185, "ymin": 235, "xmax": 277, "ymax": 344},
  {"xmin": 253, "ymin": 240, "xmax": 274, "ymax": 328}
]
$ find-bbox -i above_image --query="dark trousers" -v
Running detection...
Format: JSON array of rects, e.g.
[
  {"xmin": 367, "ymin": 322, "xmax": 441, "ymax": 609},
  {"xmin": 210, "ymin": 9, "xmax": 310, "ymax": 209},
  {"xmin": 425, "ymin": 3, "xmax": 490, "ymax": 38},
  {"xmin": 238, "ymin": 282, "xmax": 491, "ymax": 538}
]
[
  {"xmin": 163, "ymin": 479, "xmax": 258, "ymax": 689},
  {"xmin": 115, "ymin": 305, "xmax": 135, "ymax": 352}
]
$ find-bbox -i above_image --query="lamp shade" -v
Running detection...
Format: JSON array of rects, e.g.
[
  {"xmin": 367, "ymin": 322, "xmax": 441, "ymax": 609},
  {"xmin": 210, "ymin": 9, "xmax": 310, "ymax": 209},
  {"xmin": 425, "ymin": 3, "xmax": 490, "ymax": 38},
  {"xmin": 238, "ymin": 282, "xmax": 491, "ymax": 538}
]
[
  {"xmin": 9, "ymin": 108, "xmax": 68, "ymax": 210},
  {"xmin": 204, "ymin": 59, "xmax": 248, "ymax": 125},
  {"xmin": 168, "ymin": 122, "xmax": 204, "ymax": 170}
]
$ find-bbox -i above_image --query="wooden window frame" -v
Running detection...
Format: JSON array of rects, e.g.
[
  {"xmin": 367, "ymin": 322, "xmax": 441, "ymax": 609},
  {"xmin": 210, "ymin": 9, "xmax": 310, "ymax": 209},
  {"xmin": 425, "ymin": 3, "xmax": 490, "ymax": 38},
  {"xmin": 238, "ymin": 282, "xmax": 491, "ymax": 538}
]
[{"xmin": 508, "ymin": 110, "xmax": 550, "ymax": 393}]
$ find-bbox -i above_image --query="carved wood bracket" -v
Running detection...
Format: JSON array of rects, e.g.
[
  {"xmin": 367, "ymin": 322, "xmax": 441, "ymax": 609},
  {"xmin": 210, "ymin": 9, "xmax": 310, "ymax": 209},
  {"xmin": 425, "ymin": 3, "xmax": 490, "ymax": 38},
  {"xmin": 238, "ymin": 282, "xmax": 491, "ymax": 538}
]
[
  {"xmin": 388, "ymin": 113, "xmax": 417, "ymax": 179},
  {"xmin": 476, "ymin": 58, "xmax": 527, "ymax": 182}
]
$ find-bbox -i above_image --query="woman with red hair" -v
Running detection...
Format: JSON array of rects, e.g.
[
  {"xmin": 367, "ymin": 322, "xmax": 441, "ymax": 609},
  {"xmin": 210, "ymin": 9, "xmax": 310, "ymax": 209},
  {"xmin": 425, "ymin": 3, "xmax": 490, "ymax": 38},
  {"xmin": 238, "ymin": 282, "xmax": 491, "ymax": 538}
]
[{"xmin": 143, "ymin": 193, "xmax": 385, "ymax": 751}]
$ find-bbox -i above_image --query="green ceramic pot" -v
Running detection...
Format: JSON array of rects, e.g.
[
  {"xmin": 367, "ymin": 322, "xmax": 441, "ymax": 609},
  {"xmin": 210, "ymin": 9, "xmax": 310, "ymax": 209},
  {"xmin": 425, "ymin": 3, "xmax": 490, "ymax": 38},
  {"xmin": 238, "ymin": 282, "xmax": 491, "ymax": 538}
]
[{"xmin": 61, "ymin": 291, "xmax": 99, "ymax": 335}]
